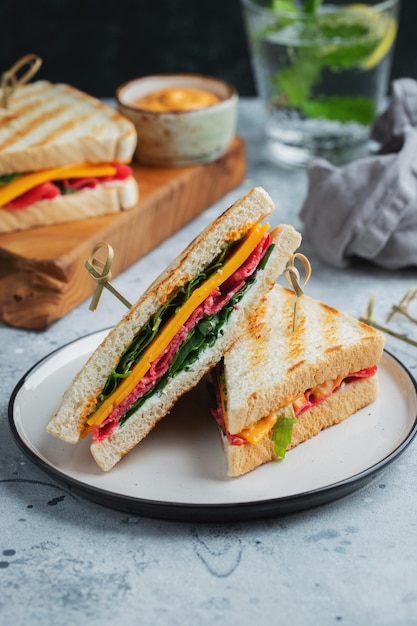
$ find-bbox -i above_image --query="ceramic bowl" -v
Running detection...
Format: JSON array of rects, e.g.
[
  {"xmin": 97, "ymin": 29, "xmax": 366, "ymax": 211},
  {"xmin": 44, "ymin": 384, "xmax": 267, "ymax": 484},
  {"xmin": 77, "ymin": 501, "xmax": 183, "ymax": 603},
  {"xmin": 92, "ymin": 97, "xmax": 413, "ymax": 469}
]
[{"xmin": 116, "ymin": 74, "xmax": 238, "ymax": 166}]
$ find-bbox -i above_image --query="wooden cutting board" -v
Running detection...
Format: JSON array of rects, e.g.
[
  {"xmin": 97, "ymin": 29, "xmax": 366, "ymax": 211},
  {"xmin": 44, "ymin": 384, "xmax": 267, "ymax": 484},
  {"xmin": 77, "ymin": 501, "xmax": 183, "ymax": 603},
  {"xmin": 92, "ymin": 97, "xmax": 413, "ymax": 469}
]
[{"xmin": 0, "ymin": 136, "xmax": 245, "ymax": 330}]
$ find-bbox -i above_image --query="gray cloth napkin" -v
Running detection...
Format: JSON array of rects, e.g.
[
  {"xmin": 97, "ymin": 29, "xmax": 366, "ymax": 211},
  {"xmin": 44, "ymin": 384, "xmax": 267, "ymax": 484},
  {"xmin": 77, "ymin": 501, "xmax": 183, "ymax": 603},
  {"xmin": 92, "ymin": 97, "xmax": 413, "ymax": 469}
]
[{"xmin": 299, "ymin": 78, "xmax": 417, "ymax": 270}]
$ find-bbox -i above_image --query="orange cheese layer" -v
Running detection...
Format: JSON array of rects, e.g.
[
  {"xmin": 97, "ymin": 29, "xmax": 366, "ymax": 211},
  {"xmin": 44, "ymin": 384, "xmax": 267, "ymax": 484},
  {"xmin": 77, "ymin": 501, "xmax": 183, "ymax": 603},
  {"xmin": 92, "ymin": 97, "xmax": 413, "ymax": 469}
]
[
  {"xmin": 0, "ymin": 163, "xmax": 117, "ymax": 207},
  {"xmin": 84, "ymin": 222, "xmax": 270, "ymax": 432},
  {"xmin": 236, "ymin": 375, "xmax": 346, "ymax": 445},
  {"xmin": 239, "ymin": 413, "xmax": 279, "ymax": 445}
]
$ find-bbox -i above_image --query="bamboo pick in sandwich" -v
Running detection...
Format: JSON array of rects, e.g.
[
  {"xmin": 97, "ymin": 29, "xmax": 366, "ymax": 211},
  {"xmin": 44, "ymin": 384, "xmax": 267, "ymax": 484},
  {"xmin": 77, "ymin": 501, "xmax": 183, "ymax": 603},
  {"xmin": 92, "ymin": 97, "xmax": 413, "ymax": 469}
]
[
  {"xmin": 85, "ymin": 242, "xmax": 132, "ymax": 311},
  {"xmin": 85, "ymin": 245, "xmax": 313, "ymax": 325},
  {"xmin": 284, "ymin": 253, "xmax": 312, "ymax": 332},
  {"xmin": 1, "ymin": 54, "xmax": 42, "ymax": 109}
]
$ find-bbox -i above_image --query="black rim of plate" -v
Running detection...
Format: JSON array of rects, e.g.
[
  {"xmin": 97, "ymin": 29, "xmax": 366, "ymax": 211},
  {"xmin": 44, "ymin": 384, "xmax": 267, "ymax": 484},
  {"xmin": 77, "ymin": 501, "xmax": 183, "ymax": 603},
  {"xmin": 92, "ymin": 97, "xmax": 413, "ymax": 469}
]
[{"xmin": 8, "ymin": 333, "xmax": 417, "ymax": 523}]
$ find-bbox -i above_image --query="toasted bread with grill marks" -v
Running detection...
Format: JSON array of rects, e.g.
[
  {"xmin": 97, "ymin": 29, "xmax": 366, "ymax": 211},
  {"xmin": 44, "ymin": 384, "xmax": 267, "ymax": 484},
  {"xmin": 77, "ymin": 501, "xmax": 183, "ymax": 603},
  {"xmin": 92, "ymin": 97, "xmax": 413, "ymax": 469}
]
[
  {"xmin": 223, "ymin": 285, "xmax": 385, "ymax": 436},
  {"xmin": 47, "ymin": 187, "xmax": 302, "ymax": 471},
  {"xmin": 0, "ymin": 80, "xmax": 139, "ymax": 231},
  {"xmin": 0, "ymin": 81, "xmax": 137, "ymax": 175}
]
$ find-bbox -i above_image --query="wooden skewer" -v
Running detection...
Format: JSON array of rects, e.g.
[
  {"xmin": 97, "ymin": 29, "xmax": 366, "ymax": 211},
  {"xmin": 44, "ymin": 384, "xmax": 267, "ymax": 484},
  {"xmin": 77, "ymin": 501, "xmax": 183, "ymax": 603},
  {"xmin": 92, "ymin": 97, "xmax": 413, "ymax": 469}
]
[{"xmin": 85, "ymin": 242, "xmax": 132, "ymax": 311}]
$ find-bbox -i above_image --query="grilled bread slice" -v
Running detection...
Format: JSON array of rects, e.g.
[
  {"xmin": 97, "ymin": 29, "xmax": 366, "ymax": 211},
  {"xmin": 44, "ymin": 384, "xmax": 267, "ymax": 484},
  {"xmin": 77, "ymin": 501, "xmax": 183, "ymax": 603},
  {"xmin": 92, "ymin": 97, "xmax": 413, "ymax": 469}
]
[
  {"xmin": 0, "ymin": 80, "xmax": 136, "ymax": 174},
  {"xmin": 213, "ymin": 284, "xmax": 385, "ymax": 476},
  {"xmin": 47, "ymin": 187, "xmax": 302, "ymax": 471},
  {"xmin": 0, "ymin": 177, "xmax": 138, "ymax": 233},
  {"xmin": 0, "ymin": 80, "xmax": 138, "ymax": 232}
]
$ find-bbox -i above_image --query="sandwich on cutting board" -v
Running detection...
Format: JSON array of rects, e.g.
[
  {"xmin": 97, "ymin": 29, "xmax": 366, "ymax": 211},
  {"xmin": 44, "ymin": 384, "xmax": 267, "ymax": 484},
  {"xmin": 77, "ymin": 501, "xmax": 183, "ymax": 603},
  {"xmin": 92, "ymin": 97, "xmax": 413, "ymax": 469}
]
[
  {"xmin": 0, "ymin": 79, "xmax": 138, "ymax": 233},
  {"xmin": 209, "ymin": 284, "xmax": 386, "ymax": 477},
  {"xmin": 47, "ymin": 186, "xmax": 302, "ymax": 471}
]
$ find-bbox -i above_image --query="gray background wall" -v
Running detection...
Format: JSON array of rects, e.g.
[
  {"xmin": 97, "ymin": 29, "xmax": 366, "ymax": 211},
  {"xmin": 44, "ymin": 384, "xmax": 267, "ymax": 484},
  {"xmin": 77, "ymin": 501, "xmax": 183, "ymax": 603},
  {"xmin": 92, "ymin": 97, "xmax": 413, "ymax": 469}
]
[{"xmin": 0, "ymin": 0, "xmax": 415, "ymax": 99}]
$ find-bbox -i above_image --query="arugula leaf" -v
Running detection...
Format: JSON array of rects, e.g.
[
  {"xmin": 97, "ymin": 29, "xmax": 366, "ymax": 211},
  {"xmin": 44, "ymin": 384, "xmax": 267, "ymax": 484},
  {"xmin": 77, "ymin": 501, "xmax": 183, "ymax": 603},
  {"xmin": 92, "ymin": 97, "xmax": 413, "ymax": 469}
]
[
  {"xmin": 272, "ymin": 405, "xmax": 297, "ymax": 459},
  {"xmin": 96, "ymin": 234, "xmax": 246, "ymax": 405},
  {"xmin": 0, "ymin": 173, "xmax": 22, "ymax": 186},
  {"xmin": 118, "ymin": 249, "xmax": 274, "ymax": 428},
  {"xmin": 55, "ymin": 182, "xmax": 79, "ymax": 195}
]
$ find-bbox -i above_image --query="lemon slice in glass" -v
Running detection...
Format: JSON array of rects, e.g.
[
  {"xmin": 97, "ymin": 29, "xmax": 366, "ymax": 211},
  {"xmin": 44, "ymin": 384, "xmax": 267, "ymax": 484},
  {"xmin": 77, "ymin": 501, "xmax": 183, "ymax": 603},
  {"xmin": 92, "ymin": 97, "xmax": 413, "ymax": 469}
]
[
  {"xmin": 360, "ymin": 17, "xmax": 397, "ymax": 69},
  {"xmin": 347, "ymin": 3, "xmax": 398, "ymax": 70}
]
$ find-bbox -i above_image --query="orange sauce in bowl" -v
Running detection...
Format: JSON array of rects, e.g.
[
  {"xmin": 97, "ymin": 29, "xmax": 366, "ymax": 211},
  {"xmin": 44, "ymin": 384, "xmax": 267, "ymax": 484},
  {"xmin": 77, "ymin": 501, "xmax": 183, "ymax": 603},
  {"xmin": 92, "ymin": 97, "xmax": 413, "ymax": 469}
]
[{"xmin": 130, "ymin": 87, "xmax": 221, "ymax": 112}]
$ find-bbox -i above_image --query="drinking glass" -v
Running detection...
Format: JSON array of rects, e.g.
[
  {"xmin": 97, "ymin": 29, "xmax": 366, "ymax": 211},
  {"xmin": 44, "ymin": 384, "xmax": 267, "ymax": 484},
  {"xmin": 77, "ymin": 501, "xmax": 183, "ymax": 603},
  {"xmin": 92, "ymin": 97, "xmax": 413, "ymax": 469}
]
[{"xmin": 241, "ymin": 0, "xmax": 401, "ymax": 166}]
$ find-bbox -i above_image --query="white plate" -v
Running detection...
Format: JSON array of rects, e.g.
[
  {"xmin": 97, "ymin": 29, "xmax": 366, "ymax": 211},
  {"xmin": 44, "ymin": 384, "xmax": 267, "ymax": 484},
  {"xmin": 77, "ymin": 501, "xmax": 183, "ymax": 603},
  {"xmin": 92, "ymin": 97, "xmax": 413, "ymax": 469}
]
[{"xmin": 9, "ymin": 329, "xmax": 417, "ymax": 521}]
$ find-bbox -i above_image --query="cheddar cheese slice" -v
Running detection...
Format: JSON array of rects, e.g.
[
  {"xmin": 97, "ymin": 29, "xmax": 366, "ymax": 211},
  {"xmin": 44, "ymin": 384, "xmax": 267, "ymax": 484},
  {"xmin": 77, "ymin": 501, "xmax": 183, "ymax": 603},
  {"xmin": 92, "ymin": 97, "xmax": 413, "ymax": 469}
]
[
  {"xmin": 235, "ymin": 375, "xmax": 350, "ymax": 445},
  {"xmin": 0, "ymin": 163, "xmax": 117, "ymax": 207},
  {"xmin": 84, "ymin": 222, "xmax": 270, "ymax": 432},
  {"xmin": 239, "ymin": 412, "xmax": 278, "ymax": 445}
]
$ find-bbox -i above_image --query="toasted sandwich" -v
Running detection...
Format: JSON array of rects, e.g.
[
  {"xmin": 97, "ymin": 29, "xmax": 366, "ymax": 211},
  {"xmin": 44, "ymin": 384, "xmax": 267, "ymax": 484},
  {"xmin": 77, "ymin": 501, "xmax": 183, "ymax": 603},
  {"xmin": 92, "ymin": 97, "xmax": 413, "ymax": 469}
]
[
  {"xmin": 0, "ymin": 80, "xmax": 138, "ymax": 233},
  {"xmin": 209, "ymin": 284, "xmax": 385, "ymax": 477},
  {"xmin": 47, "ymin": 187, "xmax": 302, "ymax": 471}
]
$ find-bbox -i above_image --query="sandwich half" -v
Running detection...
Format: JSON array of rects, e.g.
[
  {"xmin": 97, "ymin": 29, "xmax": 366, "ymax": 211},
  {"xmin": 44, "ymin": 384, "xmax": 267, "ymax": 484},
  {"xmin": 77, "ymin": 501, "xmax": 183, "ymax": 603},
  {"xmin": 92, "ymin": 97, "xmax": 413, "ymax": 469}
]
[
  {"xmin": 0, "ymin": 80, "xmax": 138, "ymax": 233},
  {"xmin": 47, "ymin": 187, "xmax": 302, "ymax": 471},
  {"xmin": 209, "ymin": 284, "xmax": 386, "ymax": 477}
]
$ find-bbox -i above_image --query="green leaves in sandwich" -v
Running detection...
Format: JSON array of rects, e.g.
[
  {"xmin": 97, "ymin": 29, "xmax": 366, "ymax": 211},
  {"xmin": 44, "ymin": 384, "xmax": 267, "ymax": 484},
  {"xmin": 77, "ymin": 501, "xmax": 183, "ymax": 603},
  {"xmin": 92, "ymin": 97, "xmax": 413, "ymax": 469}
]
[
  {"xmin": 93, "ymin": 239, "xmax": 276, "ymax": 430},
  {"xmin": 272, "ymin": 404, "xmax": 297, "ymax": 459}
]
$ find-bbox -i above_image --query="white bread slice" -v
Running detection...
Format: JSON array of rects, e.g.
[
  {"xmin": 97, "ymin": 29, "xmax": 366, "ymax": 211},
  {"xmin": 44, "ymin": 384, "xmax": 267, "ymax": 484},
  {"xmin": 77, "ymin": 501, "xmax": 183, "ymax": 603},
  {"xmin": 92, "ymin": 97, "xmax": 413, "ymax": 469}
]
[
  {"xmin": 0, "ymin": 81, "xmax": 137, "ymax": 174},
  {"xmin": 217, "ymin": 284, "xmax": 385, "ymax": 476},
  {"xmin": 223, "ymin": 285, "xmax": 385, "ymax": 435},
  {"xmin": 90, "ymin": 224, "xmax": 300, "ymax": 471},
  {"xmin": 0, "ymin": 177, "xmax": 138, "ymax": 233},
  {"xmin": 222, "ymin": 376, "xmax": 379, "ymax": 477},
  {"xmin": 46, "ymin": 187, "xmax": 301, "ymax": 470}
]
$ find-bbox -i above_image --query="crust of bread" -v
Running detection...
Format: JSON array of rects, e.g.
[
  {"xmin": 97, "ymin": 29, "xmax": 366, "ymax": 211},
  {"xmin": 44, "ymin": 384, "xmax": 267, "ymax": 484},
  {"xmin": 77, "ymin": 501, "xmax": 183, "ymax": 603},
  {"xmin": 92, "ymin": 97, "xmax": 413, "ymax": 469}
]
[
  {"xmin": 0, "ymin": 177, "xmax": 139, "ymax": 233},
  {"xmin": 223, "ymin": 375, "xmax": 379, "ymax": 477},
  {"xmin": 47, "ymin": 187, "xmax": 301, "ymax": 466},
  {"xmin": 223, "ymin": 285, "xmax": 385, "ymax": 434},
  {"xmin": 89, "ymin": 223, "xmax": 301, "ymax": 470},
  {"xmin": 0, "ymin": 81, "xmax": 137, "ymax": 175},
  {"xmin": 80, "ymin": 225, "xmax": 302, "ymax": 471}
]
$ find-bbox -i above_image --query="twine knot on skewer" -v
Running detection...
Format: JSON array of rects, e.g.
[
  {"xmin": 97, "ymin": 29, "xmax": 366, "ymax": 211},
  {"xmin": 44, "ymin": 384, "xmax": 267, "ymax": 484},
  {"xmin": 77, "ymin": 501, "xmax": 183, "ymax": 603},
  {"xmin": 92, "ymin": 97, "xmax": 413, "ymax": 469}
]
[
  {"xmin": 284, "ymin": 253, "xmax": 311, "ymax": 332},
  {"xmin": 85, "ymin": 242, "xmax": 132, "ymax": 311},
  {"xmin": 1, "ymin": 54, "xmax": 42, "ymax": 108}
]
